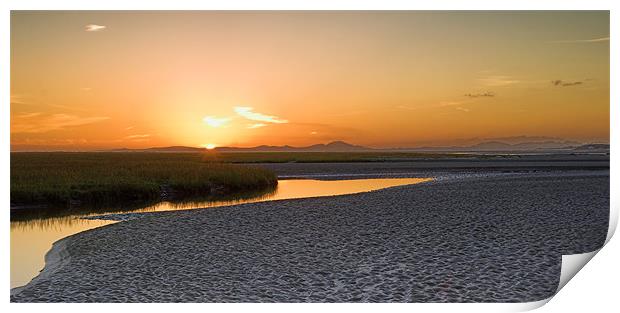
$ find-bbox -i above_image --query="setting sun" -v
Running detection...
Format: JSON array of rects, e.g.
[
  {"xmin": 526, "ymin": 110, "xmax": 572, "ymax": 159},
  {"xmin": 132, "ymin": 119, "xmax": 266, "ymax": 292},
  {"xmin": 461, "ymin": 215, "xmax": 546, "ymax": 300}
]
[
  {"xmin": 8, "ymin": 9, "xmax": 612, "ymax": 304},
  {"xmin": 9, "ymin": 11, "xmax": 609, "ymax": 151}
]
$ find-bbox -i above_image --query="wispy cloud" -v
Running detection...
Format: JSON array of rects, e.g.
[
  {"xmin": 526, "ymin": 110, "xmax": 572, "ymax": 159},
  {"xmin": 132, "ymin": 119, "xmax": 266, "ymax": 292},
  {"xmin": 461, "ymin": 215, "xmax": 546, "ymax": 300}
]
[
  {"xmin": 10, "ymin": 95, "xmax": 88, "ymax": 112},
  {"xmin": 478, "ymin": 75, "xmax": 519, "ymax": 87},
  {"xmin": 203, "ymin": 116, "xmax": 231, "ymax": 128},
  {"xmin": 85, "ymin": 24, "xmax": 106, "ymax": 32},
  {"xmin": 10, "ymin": 95, "xmax": 28, "ymax": 105},
  {"xmin": 465, "ymin": 92, "xmax": 495, "ymax": 98},
  {"xmin": 398, "ymin": 100, "xmax": 471, "ymax": 111},
  {"xmin": 551, "ymin": 80, "xmax": 584, "ymax": 87},
  {"xmin": 247, "ymin": 123, "xmax": 267, "ymax": 129},
  {"xmin": 234, "ymin": 106, "xmax": 288, "ymax": 124},
  {"xmin": 12, "ymin": 113, "xmax": 109, "ymax": 133},
  {"xmin": 17, "ymin": 112, "xmax": 42, "ymax": 119},
  {"xmin": 438, "ymin": 101, "xmax": 466, "ymax": 107},
  {"xmin": 551, "ymin": 36, "xmax": 609, "ymax": 43},
  {"xmin": 436, "ymin": 101, "xmax": 471, "ymax": 113},
  {"xmin": 125, "ymin": 134, "xmax": 151, "ymax": 139},
  {"xmin": 124, "ymin": 134, "xmax": 151, "ymax": 142}
]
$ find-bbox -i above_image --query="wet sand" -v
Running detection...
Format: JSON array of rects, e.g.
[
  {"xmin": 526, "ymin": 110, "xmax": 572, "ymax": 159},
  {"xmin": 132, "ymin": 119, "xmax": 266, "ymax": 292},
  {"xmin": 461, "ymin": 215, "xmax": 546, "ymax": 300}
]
[
  {"xmin": 11, "ymin": 168, "xmax": 609, "ymax": 302},
  {"xmin": 259, "ymin": 153, "xmax": 609, "ymax": 179}
]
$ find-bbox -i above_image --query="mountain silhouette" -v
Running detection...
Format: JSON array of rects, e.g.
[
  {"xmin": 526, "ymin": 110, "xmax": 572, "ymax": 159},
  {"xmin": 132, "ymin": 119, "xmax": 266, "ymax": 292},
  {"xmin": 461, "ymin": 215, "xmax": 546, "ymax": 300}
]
[
  {"xmin": 215, "ymin": 141, "xmax": 371, "ymax": 152},
  {"xmin": 101, "ymin": 139, "xmax": 607, "ymax": 153}
]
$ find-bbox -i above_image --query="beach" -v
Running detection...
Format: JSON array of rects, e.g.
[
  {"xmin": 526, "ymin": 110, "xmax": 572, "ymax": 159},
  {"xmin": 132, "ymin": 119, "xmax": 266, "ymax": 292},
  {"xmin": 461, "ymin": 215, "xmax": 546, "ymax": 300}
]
[
  {"xmin": 9, "ymin": 9, "xmax": 611, "ymax": 306},
  {"xmin": 11, "ymin": 165, "xmax": 609, "ymax": 302}
]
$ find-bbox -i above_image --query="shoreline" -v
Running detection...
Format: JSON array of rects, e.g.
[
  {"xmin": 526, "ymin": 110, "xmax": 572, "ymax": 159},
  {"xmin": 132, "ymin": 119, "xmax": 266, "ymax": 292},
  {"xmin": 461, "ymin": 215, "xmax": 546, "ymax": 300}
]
[
  {"xmin": 11, "ymin": 231, "xmax": 76, "ymax": 296},
  {"xmin": 11, "ymin": 169, "xmax": 610, "ymax": 302},
  {"xmin": 11, "ymin": 176, "xmax": 435, "ymax": 293}
]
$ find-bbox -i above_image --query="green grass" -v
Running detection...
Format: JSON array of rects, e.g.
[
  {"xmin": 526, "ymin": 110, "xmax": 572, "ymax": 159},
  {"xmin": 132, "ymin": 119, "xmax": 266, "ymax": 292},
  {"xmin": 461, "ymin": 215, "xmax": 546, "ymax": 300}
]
[
  {"xmin": 11, "ymin": 152, "xmax": 278, "ymax": 207},
  {"xmin": 201, "ymin": 151, "xmax": 476, "ymax": 163}
]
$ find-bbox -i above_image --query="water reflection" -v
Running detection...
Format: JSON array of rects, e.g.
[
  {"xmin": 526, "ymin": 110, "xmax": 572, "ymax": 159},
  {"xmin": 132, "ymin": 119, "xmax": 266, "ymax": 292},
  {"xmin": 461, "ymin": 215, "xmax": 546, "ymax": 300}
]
[
  {"xmin": 11, "ymin": 219, "xmax": 116, "ymax": 291},
  {"xmin": 11, "ymin": 178, "xmax": 431, "ymax": 289},
  {"xmin": 11, "ymin": 187, "xmax": 277, "ymax": 230}
]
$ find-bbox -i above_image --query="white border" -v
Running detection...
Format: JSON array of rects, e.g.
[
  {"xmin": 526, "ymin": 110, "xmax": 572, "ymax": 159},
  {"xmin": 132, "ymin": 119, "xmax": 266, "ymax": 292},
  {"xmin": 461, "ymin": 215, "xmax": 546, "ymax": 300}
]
[{"xmin": 1, "ymin": 1, "xmax": 616, "ymax": 312}]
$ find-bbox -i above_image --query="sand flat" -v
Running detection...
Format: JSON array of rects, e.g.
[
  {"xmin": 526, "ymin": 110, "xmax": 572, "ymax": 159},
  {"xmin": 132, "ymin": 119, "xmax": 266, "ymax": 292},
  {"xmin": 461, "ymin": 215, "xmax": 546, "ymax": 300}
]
[{"xmin": 11, "ymin": 170, "xmax": 609, "ymax": 302}]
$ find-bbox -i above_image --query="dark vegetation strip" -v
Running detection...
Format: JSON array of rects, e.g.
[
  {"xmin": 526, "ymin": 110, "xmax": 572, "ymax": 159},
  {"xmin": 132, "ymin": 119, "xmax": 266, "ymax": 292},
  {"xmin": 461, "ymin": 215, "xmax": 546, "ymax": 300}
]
[
  {"xmin": 201, "ymin": 151, "xmax": 477, "ymax": 163},
  {"xmin": 10, "ymin": 152, "xmax": 277, "ymax": 208}
]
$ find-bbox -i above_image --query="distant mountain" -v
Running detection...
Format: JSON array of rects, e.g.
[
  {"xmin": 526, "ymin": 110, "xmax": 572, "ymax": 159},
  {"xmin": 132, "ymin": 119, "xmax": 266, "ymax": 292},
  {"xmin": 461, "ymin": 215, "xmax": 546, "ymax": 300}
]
[
  {"xmin": 470, "ymin": 141, "xmax": 513, "ymax": 150},
  {"xmin": 483, "ymin": 136, "xmax": 571, "ymax": 145},
  {"xmin": 573, "ymin": 144, "xmax": 610, "ymax": 152},
  {"xmin": 216, "ymin": 141, "xmax": 372, "ymax": 152},
  {"xmin": 513, "ymin": 141, "xmax": 580, "ymax": 150},
  {"xmin": 470, "ymin": 140, "xmax": 580, "ymax": 151},
  {"xmin": 105, "ymin": 141, "xmax": 373, "ymax": 153},
  {"xmin": 102, "ymin": 140, "xmax": 605, "ymax": 153},
  {"xmin": 397, "ymin": 140, "xmax": 582, "ymax": 152}
]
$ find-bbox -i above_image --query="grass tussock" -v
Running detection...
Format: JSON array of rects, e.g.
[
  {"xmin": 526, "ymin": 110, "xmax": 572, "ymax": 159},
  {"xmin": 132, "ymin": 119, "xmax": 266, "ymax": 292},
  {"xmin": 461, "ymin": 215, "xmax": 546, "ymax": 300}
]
[{"xmin": 11, "ymin": 152, "xmax": 277, "ymax": 207}]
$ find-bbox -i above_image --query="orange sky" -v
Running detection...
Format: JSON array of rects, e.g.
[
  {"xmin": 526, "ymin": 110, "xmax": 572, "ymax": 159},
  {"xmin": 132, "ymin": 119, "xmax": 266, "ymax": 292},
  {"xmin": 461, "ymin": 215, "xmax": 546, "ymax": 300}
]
[{"xmin": 10, "ymin": 11, "xmax": 610, "ymax": 151}]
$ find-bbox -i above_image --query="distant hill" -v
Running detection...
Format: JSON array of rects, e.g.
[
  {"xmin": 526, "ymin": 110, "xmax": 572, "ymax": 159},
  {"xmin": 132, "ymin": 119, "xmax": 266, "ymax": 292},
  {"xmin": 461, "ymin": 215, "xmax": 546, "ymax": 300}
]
[
  {"xmin": 215, "ymin": 141, "xmax": 372, "ymax": 152},
  {"xmin": 105, "ymin": 141, "xmax": 373, "ymax": 153},
  {"xmin": 102, "ymin": 140, "xmax": 607, "ymax": 153},
  {"xmin": 573, "ymin": 144, "xmax": 610, "ymax": 152},
  {"xmin": 513, "ymin": 141, "xmax": 580, "ymax": 150},
  {"xmin": 396, "ymin": 140, "xmax": 582, "ymax": 152},
  {"xmin": 470, "ymin": 141, "xmax": 513, "ymax": 150}
]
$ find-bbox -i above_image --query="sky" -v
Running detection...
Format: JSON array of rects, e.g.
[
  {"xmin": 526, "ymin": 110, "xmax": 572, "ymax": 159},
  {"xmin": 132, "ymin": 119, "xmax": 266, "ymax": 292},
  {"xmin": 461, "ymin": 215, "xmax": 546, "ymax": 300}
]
[{"xmin": 10, "ymin": 11, "xmax": 610, "ymax": 150}]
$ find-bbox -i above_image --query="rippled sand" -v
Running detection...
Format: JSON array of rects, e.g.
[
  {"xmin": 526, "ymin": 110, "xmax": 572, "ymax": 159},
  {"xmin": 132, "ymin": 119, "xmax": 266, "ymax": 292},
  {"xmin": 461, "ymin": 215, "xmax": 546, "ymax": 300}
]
[{"xmin": 11, "ymin": 171, "xmax": 609, "ymax": 302}]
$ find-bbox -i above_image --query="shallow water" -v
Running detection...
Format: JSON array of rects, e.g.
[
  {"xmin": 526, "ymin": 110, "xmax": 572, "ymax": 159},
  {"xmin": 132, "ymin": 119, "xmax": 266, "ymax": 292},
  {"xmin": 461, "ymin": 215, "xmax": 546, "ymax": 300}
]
[{"xmin": 11, "ymin": 177, "xmax": 430, "ymax": 289}]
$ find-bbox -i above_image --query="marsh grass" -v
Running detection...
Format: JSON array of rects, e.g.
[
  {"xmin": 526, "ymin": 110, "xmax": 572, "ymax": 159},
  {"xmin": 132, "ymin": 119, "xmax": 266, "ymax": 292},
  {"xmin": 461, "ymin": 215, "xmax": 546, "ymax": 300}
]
[
  {"xmin": 11, "ymin": 152, "xmax": 278, "ymax": 207},
  {"xmin": 10, "ymin": 185, "xmax": 278, "ymax": 224}
]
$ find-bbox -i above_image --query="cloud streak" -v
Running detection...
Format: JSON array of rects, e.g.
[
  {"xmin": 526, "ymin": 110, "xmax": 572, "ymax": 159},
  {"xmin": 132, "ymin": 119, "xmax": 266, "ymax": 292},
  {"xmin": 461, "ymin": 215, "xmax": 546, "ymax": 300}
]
[
  {"xmin": 552, "ymin": 36, "xmax": 609, "ymax": 43},
  {"xmin": 12, "ymin": 113, "xmax": 109, "ymax": 133},
  {"xmin": 10, "ymin": 95, "xmax": 29, "ymax": 105},
  {"xmin": 438, "ymin": 101, "xmax": 465, "ymax": 107},
  {"xmin": 125, "ymin": 134, "xmax": 151, "ymax": 139},
  {"xmin": 551, "ymin": 80, "xmax": 584, "ymax": 87},
  {"xmin": 203, "ymin": 116, "xmax": 231, "ymax": 127},
  {"xmin": 478, "ymin": 76, "xmax": 519, "ymax": 87},
  {"xmin": 85, "ymin": 24, "xmax": 106, "ymax": 32},
  {"xmin": 17, "ymin": 112, "xmax": 42, "ymax": 119},
  {"xmin": 247, "ymin": 123, "xmax": 267, "ymax": 129},
  {"xmin": 202, "ymin": 107, "xmax": 288, "ymax": 130},
  {"xmin": 234, "ymin": 106, "xmax": 288, "ymax": 124},
  {"xmin": 465, "ymin": 92, "xmax": 495, "ymax": 98}
]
